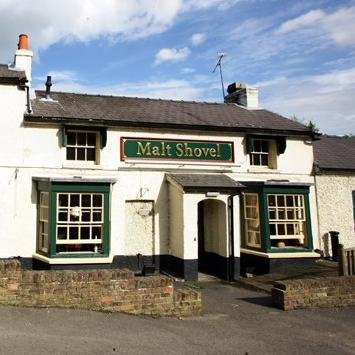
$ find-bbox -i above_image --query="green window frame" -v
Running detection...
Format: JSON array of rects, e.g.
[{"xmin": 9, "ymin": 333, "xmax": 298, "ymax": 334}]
[
  {"xmin": 242, "ymin": 185, "xmax": 313, "ymax": 253},
  {"xmin": 36, "ymin": 182, "xmax": 110, "ymax": 259}
]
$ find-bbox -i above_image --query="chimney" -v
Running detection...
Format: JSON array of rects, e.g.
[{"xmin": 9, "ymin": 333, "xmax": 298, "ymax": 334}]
[
  {"xmin": 13, "ymin": 34, "xmax": 33, "ymax": 86},
  {"xmin": 224, "ymin": 82, "xmax": 259, "ymax": 109}
]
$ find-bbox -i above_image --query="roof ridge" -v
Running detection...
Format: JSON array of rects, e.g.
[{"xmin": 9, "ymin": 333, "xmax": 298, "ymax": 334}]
[{"xmin": 34, "ymin": 90, "xmax": 224, "ymax": 106}]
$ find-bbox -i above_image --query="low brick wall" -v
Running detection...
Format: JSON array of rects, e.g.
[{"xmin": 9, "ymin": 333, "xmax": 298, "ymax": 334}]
[
  {"xmin": 272, "ymin": 276, "xmax": 355, "ymax": 310},
  {"xmin": 0, "ymin": 259, "xmax": 201, "ymax": 317}
]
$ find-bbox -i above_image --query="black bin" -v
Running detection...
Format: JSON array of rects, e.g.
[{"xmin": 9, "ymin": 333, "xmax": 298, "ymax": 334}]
[{"xmin": 329, "ymin": 231, "xmax": 339, "ymax": 261}]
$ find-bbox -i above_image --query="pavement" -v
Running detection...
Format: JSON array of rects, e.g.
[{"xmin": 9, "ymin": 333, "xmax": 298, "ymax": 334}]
[{"xmin": 236, "ymin": 258, "xmax": 339, "ymax": 293}]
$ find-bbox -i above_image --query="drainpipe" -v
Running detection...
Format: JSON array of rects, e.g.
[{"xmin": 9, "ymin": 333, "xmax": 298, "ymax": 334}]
[{"xmin": 25, "ymin": 85, "xmax": 32, "ymax": 114}]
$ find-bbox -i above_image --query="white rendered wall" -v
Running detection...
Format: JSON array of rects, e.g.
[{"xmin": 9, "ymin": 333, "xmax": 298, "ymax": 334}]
[
  {"xmin": 315, "ymin": 174, "xmax": 355, "ymax": 252},
  {"xmin": 0, "ymin": 84, "xmax": 317, "ymax": 259}
]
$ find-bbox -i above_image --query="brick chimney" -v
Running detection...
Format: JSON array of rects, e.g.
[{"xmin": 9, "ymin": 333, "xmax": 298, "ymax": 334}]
[
  {"xmin": 224, "ymin": 82, "xmax": 259, "ymax": 109},
  {"xmin": 13, "ymin": 34, "xmax": 33, "ymax": 86}
]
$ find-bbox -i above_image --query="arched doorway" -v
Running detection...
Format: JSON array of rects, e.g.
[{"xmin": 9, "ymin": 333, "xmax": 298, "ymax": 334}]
[{"xmin": 198, "ymin": 199, "xmax": 229, "ymax": 279}]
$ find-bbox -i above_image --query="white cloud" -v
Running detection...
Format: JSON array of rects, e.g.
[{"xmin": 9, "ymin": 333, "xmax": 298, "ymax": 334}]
[
  {"xmin": 277, "ymin": 6, "xmax": 355, "ymax": 46},
  {"xmin": 0, "ymin": 0, "xmax": 241, "ymax": 62},
  {"xmin": 191, "ymin": 33, "xmax": 206, "ymax": 46},
  {"xmin": 277, "ymin": 10, "xmax": 325, "ymax": 34},
  {"xmin": 181, "ymin": 67, "xmax": 195, "ymax": 74},
  {"xmin": 34, "ymin": 70, "xmax": 78, "ymax": 82},
  {"xmin": 261, "ymin": 68, "xmax": 355, "ymax": 135},
  {"xmin": 154, "ymin": 47, "xmax": 191, "ymax": 65}
]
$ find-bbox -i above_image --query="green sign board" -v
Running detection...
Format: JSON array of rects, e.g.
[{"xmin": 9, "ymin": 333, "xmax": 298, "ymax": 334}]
[{"xmin": 121, "ymin": 138, "xmax": 234, "ymax": 162}]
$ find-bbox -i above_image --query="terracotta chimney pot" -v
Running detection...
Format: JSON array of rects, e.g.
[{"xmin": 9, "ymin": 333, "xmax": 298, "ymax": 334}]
[{"xmin": 18, "ymin": 34, "xmax": 29, "ymax": 50}]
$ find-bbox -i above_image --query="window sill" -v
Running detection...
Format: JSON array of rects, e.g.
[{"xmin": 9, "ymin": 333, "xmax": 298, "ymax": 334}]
[
  {"xmin": 33, "ymin": 253, "xmax": 113, "ymax": 264},
  {"xmin": 240, "ymin": 248, "xmax": 319, "ymax": 258},
  {"xmin": 62, "ymin": 162, "xmax": 102, "ymax": 170}
]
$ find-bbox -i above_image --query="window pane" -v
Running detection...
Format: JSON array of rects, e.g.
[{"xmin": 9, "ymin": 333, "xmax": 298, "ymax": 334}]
[
  {"xmin": 268, "ymin": 195, "xmax": 276, "ymax": 206},
  {"xmin": 287, "ymin": 209, "xmax": 294, "ymax": 219},
  {"xmin": 87, "ymin": 133, "xmax": 96, "ymax": 146},
  {"xmin": 278, "ymin": 209, "xmax": 286, "ymax": 220},
  {"xmin": 253, "ymin": 140, "xmax": 261, "ymax": 151},
  {"xmin": 92, "ymin": 226, "xmax": 102, "ymax": 240},
  {"xmin": 66, "ymin": 147, "xmax": 75, "ymax": 160},
  {"xmin": 277, "ymin": 224, "xmax": 285, "ymax": 235},
  {"xmin": 286, "ymin": 195, "xmax": 293, "ymax": 206},
  {"xmin": 69, "ymin": 227, "xmax": 79, "ymax": 240},
  {"xmin": 57, "ymin": 227, "xmax": 67, "ymax": 240},
  {"xmin": 261, "ymin": 154, "xmax": 268, "ymax": 166},
  {"xmin": 86, "ymin": 148, "xmax": 96, "ymax": 161},
  {"xmin": 269, "ymin": 223, "xmax": 276, "ymax": 235},
  {"xmin": 93, "ymin": 194, "xmax": 102, "ymax": 207},
  {"xmin": 67, "ymin": 132, "xmax": 76, "ymax": 145},
  {"xmin": 81, "ymin": 227, "xmax": 90, "ymax": 239},
  {"xmin": 253, "ymin": 154, "xmax": 260, "ymax": 166},
  {"xmin": 77, "ymin": 148, "xmax": 85, "ymax": 160},
  {"xmin": 70, "ymin": 194, "xmax": 80, "ymax": 207},
  {"xmin": 93, "ymin": 211, "xmax": 102, "ymax": 222},
  {"xmin": 269, "ymin": 209, "xmax": 276, "ymax": 220},
  {"xmin": 82, "ymin": 211, "xmax": 91, "ymax": 222},
  {"xmin": 58, "ymin": 211, "xmax": 68, "ymax": 222},
  {"xmin": 261, "ymin": 140, "xmax": 269, "ymax": 152},
  {"xmin": 77, "ymin": 132, "xmax": 86, "ymax": 146},
  {"xmin": 287, "ymin": 224, "xmax": 295, "ymax": 235},
  {"xmin": 82, "ymin": 194, "xmax": 91, "ymax": 207},
  {"xmin": 59, "ymin": 194, "xmax": 68, "ymax": 207},
  {"xmin": 277, "ymin": 195, "xmax": 285, "ymax": 206}
]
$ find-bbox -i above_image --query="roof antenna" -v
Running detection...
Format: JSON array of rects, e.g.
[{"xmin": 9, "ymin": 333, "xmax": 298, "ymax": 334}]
[{"xmin": 212, "ymin": 52, "xmax": 227, "ymax": 101}]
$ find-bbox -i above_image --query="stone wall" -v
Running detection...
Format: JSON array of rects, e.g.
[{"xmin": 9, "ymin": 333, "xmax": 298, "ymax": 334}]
[
  {"xmin": 0, "ymin": 259, "xmax": 200, "ymax": 317},
  {"xmin": 272, "ymin": 276, "xmax": 355, "ymax": 310}
]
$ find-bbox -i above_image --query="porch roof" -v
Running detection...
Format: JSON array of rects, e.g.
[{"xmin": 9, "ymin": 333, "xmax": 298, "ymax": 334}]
[{"xmin": 166, "ymin": 173, "xmax": 244, "ymax": 193}]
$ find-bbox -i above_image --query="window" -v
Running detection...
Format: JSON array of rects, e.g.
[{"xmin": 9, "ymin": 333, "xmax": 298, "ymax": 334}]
[
  {"xmin": 38, "ymin": 192, "xmax": 49, "ymax": 253},
  {"xmin": 268, "ymin": 194, "xmax": 307, "ymax": 248},
  {"xmin": 242, "ymin": 185, "xmax": 313, "ymax": 253},
  {"xmin": 249, "ymin": 139, "xmax": 277, "ymax": 168},
  {"xmin": 56, "ymin": 193, "xmax": 104, "ymax": 254},
  {"xmin": 36, "ymin": 182, "xmax": 110, "ymax": 258},
  {"xmin": 66, "ymin": 130, "xmax": 99, "ymax": 163},
  {"xmin": 243, "ymin": 193, "xmax": 261, "ymax": 247}
]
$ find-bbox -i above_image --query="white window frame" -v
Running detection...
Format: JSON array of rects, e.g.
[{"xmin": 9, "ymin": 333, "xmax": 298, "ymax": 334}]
[
  {"xmin": 56, "ymin": 192, "xmax": 104, "ymax": 254},
  {"xmin": 249, "ymin": 138, "xmax": 277, "ymax": 169},
  {"xmin": 66, "ymin": 130, "xmax": 100, "ymax": 164},
  {"xmin": 243, "ymin": 193, "xmax": 261, "ymax": 248},
  {"xmin": 268, "ymin": 194, "xmax": 306, "ymax": 247}
]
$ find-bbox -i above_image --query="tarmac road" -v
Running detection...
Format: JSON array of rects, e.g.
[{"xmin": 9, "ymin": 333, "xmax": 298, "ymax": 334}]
[{"xmin": 0, "ymin": 281, "xmax": 354, "ymax": 355}]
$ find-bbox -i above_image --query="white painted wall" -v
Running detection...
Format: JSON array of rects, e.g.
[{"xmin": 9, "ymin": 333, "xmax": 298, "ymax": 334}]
[
  {"xmin": 0, "ymin": 83, "xmax": 318, "ymax": 261},
  {"xmin": 315, "ymin": 174, "xmax": 355, "ymax": 252}
]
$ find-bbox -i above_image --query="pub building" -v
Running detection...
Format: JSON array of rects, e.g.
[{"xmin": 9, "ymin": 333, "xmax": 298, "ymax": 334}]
[{"xmin": 0, "ymin": 35, "xmax": 320, "ymax": 280}]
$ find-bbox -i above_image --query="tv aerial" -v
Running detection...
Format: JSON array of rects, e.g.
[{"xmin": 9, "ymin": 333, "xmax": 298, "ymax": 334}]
[{"xmin": 212, "ymin": 52, "xmax": 227, "ymax": 100}]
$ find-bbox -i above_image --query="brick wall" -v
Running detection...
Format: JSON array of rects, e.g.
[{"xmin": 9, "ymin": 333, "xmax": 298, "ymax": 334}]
[
  {"xmin": 272, "ymin": 276, "xmax": 355, "ymax": 310},
  {"xmin": 0, "ymin": 259, "xmax": 201, "ymax": 317}
]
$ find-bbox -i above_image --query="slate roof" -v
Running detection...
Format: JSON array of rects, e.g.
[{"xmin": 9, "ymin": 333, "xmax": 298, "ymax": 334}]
[
  {"xmin": 313, "ymin": 136, "xmax": 355, "ymax": 172},
  {"xmin": 0, "ymin": 64, "xmax": 27, "ymax": 84},
  {"xmin": 167, "ymin": 173, "xmax": 244, "ymax": 191},
  {"xmin": 25, "ymin": 90, "xmax": 312, "ymax": 136}
]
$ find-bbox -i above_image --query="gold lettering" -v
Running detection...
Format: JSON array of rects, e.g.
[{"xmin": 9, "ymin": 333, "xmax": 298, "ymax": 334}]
[
  {"xmin": 209, "ymin": 148, "xmax": 216, "ymax": 157},
  {"xmin": 201, "ymin": 147, "xmax": 210, "ymax": 157},
  {"xmin": 161, "ymin": 142, "xmax": 166, "ymax": 156},
  {"xmin": 152, "ymin": 145, "xmax": 160, "ymax": 156},
  {"xmin": 176, "ymin": 143, "xmax": 184, "ymax": 157},
  {"xmin": 165, "ymin": 144, "xmax": 172, "ymax": 156},
  {"xmin": 216, "ymin": 144, "xmax": 221, "ymax": 158},
  {"xmin": 137, "ymin": 141, "xmax": 151, "ymax": 156},
  {"xmin": 184, "ymin": 143, "xmax": 193, "ymax": 157},
  {"xmin": 194, "ymin": 147, "xmax": 202, "ymax": 157}
]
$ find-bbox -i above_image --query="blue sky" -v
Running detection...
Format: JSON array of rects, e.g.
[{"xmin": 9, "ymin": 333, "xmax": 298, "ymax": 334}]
[{"xmin": 1, "ymin": 0, "xmax": 355, "ymax": 135}]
